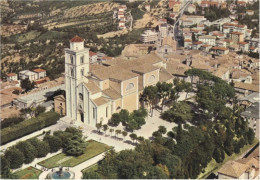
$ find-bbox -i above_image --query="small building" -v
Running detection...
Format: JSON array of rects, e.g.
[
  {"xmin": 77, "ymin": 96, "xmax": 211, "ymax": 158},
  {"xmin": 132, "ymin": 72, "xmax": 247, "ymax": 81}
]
[
  {"xmin": 246, "ymin": 10, "xmax": 254, "ymax": 16},
  {"xmin": 6, "ymin": 73, "xmax": 17, "ymax": 82},
  {"xmin": 19, "ymin": 70, "xmax": 37, "ymax": 81},
  {"xmin": 173, "ymin": 2, "xmax": 181, "ymax": 13},
  {"xmin": 54, "ymin": 94, "xmax": 66, "ymax": 116},
  {"xmin": 89, "ymin": 51, "xmax": 98, "ymax": 63},
  {"xmin": 211, "ymin": 46, "xmax": 229, "ymax": 55},
  {"xmin": 198, "ymin": 35, "xmax": 216, "ymax": 46},
  {"xmin": 192, "ymin": 41, "xmax": 203, "ymax": 50},
  {"xmin": 218, "ymin": 146, "xmax": 259, "ymax": 179},
  {"xmin": 230, "ymin": 32, "xmax": 244, "ymax": 44},
  {"xmin": 140, "ymin": 30, "xmax": 158, "ymax": 44},
  {"xmin": 145, "ymin": 4, "xmax": 150, "ymax": 12},
  {"xmin": 33, "ymin": 68, "xmax": 47, "ymax": 80},
  {"xmin": 186, "ymin": 4, "xmax": 196, "ymax": 13},
  {"xmin": 184, "ymin": 39, "xmax": 192, "ymax": 49},
  {"xmin": 200, "ymin": 44, "xmax": 212, "ymax": 52},
  {"xmin": 239, "ymin": 41, "xmax": 249, "ymax": 52},
  {"xmin": 241, "ymin": 102, "xmax": 259, "ymax": 138}
]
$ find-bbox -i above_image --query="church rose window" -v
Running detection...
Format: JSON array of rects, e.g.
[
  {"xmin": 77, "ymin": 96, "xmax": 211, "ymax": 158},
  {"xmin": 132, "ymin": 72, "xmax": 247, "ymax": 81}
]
[{"xmin": 126, "ymin": 83, "xmax": 134, "ymax": 91}]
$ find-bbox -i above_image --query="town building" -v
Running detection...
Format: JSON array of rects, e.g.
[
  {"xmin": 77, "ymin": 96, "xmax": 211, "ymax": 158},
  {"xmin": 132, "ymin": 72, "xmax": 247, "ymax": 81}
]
[
  {"xmin": 140, "ymin": 30, "xmax": 158, "ymax": 44},
  {"xmin": 218, "ymin": 146, "xmax": 259, "ymax": 179},
  {"xmin": 6, "ymin": 73, "xmax": 18, "ymax": 82},
  {"xmin": 198, "ymin": 35, "xmax": 216, "ymax": 46},
  {"xmin": 19, "ymin": 70, "xmax": 38, "ymax": 81},
  {"xmin": 145, "ymin": 4, "xmax": 150, "ymax": 12},
  {"xmin": 89, "ymin": 51, "xmax": 98, "ymax": 63},
  {"xmin": 173, "ymin": 1, "xmax": 182, "ymax": 13},
  {"xmin": 230, "ymin": 32, "xmax": 244, "ymax": 44},
  {"xmin": 54, "ymin": 95, "xmax": 66, "ymax": 116},
  {"xmin": 179, "ymin": 15, "xmax": 206, "ymax": 27},
  {"xmin": 211, "ymin": 46, "xmax": 229, "ymax": 55},
  {"xmin": 65, "ymin": 36, "xmax": 174, "ymax": 126},
  {"xmin": 33, "ymin": 68, "xmax": 47, "ymax": 80},
  {"xmin": 239, "ymin": 41, "xmax": 249, "ymax": 52}
]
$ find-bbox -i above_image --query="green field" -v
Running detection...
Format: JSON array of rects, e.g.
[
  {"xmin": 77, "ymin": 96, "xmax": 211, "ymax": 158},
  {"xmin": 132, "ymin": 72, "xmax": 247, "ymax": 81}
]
[
  {"xmin": 198, "ymin": 138, "xmax": 259, "ymax": 179},
  {"xmin": 13, "ymin": 167, "xmax": 42, "ymax": 179},
  {"xmin": 38, "ymin": 140, "xmax": 112, "ymax": 168}
]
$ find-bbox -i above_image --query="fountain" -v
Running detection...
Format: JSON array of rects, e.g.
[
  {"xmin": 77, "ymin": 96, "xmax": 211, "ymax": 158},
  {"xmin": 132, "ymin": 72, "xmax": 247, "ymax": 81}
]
[{"xmin": 47, "ymin": 166, "xmax": 75, "ymax": 179}]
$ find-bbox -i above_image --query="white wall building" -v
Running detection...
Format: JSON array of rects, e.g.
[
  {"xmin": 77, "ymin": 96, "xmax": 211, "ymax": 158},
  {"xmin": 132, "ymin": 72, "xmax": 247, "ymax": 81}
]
[
  {"xmin": 19, "ymin": 70, "xmax": 37, "ymax": 81},
  {"xmin": 140, "ymin": 30, "xmax": 158, "ymax": 44},
  {"xmin": 198, "ymin": 35, "xmax": 216, "ymax": 46},
  {"xmin": 6, "ymin": 73, "xmax": 18, "ymax": 82}
]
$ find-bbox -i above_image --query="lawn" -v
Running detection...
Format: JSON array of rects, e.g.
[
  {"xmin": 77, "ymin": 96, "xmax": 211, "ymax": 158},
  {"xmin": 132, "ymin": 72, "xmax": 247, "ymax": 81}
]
[
  {"xmin": 13, "ymin": 167, "xmax": 42, "ymax": 179},
  {"xmin": 38, "ymin": 140, "xmax": 112, "ymax": 168},
  {"xmin": 198, "ymin": 138, "xmax": 259, "ymax": 179}
]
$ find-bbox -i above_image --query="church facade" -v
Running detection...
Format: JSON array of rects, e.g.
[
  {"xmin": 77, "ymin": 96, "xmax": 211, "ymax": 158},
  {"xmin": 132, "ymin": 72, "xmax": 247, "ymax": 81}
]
[{"xmin": 65, "ymin": 36, "xmax": 174, "ymax": 127}]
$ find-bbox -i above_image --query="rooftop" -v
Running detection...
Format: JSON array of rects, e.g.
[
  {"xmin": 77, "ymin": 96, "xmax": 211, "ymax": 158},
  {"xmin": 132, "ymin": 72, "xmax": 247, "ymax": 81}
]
[
  {"xmin": 241, "ymin": 102, "xmax": 259, "ymax": 119},
  {"xmin": 70, "ymin": 35, "xmax": 84, "ymax": 42}
]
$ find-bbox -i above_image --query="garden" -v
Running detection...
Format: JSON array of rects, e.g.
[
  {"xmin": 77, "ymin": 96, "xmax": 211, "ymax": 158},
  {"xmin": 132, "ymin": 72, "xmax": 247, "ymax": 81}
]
[
  {"xmin": 38, "ymin": 140, "xmax": 112, "ymax": 168},
  {"xmin": 13, "ymin": 167, "xmax": 42, "ymax": 179}
]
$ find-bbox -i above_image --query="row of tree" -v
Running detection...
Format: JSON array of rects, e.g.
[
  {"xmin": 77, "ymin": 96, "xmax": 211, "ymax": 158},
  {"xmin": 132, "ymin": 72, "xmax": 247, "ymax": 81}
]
[{"xmin": 1, "ymin": 127, "xmax": 86, "ymax": 178}]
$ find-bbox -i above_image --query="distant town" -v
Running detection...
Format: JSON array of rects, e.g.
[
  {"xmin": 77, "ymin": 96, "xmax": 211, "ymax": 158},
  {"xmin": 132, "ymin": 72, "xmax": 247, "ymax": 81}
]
[{"xmin": 0, "ymin": 0, "xmax": 259, "ymax": 180}]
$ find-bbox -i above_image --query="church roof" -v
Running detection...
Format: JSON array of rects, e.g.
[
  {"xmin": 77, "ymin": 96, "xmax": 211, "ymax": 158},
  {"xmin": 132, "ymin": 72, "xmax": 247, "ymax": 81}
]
[
  {"xmin": 93, "ymin": 97, "xmax": 108, "ymax": 106},
  {"xmin": 70, "ymin": 35, "xmax": 84, "ymax": 42},
  {"xmin": 102, "ymin": 88, "xmax": 121, "ymax": 100},
  {"xmin": 84, "ymin": 80, "xmax": 101, "ymax": 94}
]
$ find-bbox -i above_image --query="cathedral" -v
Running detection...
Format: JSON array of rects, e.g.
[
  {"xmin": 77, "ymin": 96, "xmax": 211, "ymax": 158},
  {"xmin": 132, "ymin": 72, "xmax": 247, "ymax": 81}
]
[{"xmin": 65, "ymin": 36, "xmax": 174, "ymax": 126}]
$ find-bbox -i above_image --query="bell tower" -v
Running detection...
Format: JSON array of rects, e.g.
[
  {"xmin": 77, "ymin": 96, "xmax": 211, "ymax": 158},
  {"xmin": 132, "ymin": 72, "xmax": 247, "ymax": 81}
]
[{"xmin": 65, "ymin": 35, "xmax": 90, "ymax": 121}]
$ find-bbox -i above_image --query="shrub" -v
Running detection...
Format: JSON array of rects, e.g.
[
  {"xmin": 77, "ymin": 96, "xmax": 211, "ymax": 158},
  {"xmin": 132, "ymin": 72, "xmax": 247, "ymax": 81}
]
[
  {"xmin": 43, "ymin": 135, "xmax": 62, "ymax": 153},
  {"xmin": 1, "ymin": 116, "xmax": 25, "ymax": 129},
  {"xmin": 15, "ymin": 141, "xmax": 37, "ymax": 164},
  {"xmin": 4, "ymin": 148, "xmax": 24, "ymax": 169},
  {"xmin": 1, "ymin": 111, "xmax": 60, "ymax": 145},
  {"xmin": 28, "ymin": 138, "xmax": 50, "ymax": 158}
]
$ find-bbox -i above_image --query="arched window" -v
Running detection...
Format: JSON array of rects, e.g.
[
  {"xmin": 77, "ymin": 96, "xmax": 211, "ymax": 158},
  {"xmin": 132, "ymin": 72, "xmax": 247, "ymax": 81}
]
[
  {"xmin": 70, "ymin": 55, "xmax": 73, "ymax": 64},
  {"xmin": 79, "ymin": 93, "xmax": 83, "ymax": 100},
  {"xmin": 149, "ymin": 75, "xmax": 156, "ymax": 83},
  {"xmin": 71, "ymin": 68, "xmax": 74, "ymax": 77},
  {"xmin": 126, "ymin": 83, "xmax": 134, "ymax": 91},
  {"xmin": 80, "ymin": 56, "xmax": 84, "ymax": 64}
]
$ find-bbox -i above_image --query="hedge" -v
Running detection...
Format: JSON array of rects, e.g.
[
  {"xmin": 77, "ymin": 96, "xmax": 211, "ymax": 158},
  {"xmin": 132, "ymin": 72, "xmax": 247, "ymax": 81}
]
[{"xmin": 1, "ymin": 111, "xmax": 60, "ymax": 145}]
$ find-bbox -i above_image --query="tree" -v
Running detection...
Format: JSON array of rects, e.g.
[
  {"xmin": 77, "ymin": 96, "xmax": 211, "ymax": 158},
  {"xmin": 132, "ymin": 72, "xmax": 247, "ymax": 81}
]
[
  {"xmin": 34, "ymin": 106, "xmax": 46, "ymax": 116},
  {"xmin": 158, "ymin": 126, "xmax": 167, "ymax": 135},
  {"xmin": 115, "ymin": 129, "xmax": 121, "ymax": 139},
  {"xmin": 122, "ymin": 131, "xmax": 128, "ymax": 141},
  {"xmin": 15, "ymin": 141, "xmax": 37, "ymax": 164},
  {"xmin": 247, "ymin": 128, "xmax": 255, "ymax": 145},
  {"xmin": 119, "ymin": 109, "xmax": 130, "ymax": 125},
  {"xmin": 21, "ymin": 78, "xmax": 34, "ymax": 92},
  {"xmin": 130, "ymin": 133, "xmax": 137, "ymax": 144},
  {"xmin": 156, "ymin": 82, "xmax": 173, "ymax": 112},
  {"xmin": 110, "ymin": 113, "xmax": 121, "ymax": 126},
  {"xmin": 96, "ymin": 123, "xmax": 102, "ymax": 133},
  {"xmin": 4, "ymin": 148, "xmax": 24, "ymax": 169},
  {"xmin": 137, "ymin": 136, "xmax": 145, "ymax": 143},
  {"xmin": 103, "ymin": 124, "xmax": 108, "ymax": 135},
  {"xmin": 162, "ymin": 101, "xmax": 193, "ymax": 124},
  {"xmin": 43, "ymin": 135, "xmax": 62, "ymax": 153},
  {"xmin": 141, "ymin": 86, "xmax": 158, "ymax": 116},
  {"xmin": 110, "ymin": 128, "xmax": 114, "ymax": 136},
  {"xmin": 28, "ymin": 138, "xmax": 50, "ymax": 158},
  {"xmin": 20, "ymin": 108, "xmax": 32, "ymax": 118},
  {"xmin": 83, "ymin": 170, "xmax": 102, "ymax": 179},
  {"xmin": 64, "ymin": 135, "xmax": 87, "ymax": 156},
  {"xmin": 0, "ymin": 155, "xmax": 16, "ymax": 178}
]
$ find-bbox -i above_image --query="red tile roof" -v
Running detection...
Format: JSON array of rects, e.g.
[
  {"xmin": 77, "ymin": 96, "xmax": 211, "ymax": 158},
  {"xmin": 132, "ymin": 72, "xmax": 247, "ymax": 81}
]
[
  {"xmin": 231, "ymin": 32, "xmax": 243, "ymax": 35},
  {"xmin": 193, "ymin": 41, "xmax": 203, "ymax": 45},
  {"xmin": 211, "ymin": 46, "xmax": 228, "ymax": 51},
  {"xmin": 6, "ymin": 73, "xmax": 16, "ymax": 77},
  {"xmin": 33, "ymin": 68, "xmax": 46, "ymax": 73},
  {"xmin": 89, "ymin": 51, "xmax": 97, "ymax": 56},
  {"xmin": 184, "ymin": 39, "xmax": 192, "ymax": 42},
  {"xmin": 70, "ymin": 35, "xmax": 84, "ymax": 42},
  {"xmin": 239, "ymin": 41, "xmax": 248, "ymax": 45}
]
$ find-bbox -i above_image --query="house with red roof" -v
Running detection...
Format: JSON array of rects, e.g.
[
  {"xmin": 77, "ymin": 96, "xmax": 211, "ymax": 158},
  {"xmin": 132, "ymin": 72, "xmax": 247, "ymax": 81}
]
[
  {"xmin": 211, "ymin": 46, "xmax": 229, "ymax": 55},
  {"xmin": 239, "ymin": 41, "xmax": 249, "ymax": 52},
  {"xmin": 6, "ymin": 73, "xmax": 18, "ymax": 82},
  {"xmin": 89, "ymin": 51, "xmax": 98, "ymax": 63},
  {"xmin": 33, "ymin": 68, "xmax": 47, "ymax": 80}
]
